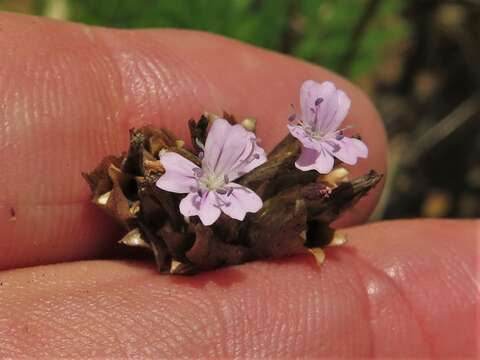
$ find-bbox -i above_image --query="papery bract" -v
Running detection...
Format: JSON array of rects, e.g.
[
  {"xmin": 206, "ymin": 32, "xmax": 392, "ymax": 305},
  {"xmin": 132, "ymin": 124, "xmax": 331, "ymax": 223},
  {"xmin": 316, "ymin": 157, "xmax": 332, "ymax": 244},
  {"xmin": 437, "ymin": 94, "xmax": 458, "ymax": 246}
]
[
  {"xmin": 288, "ymin": 80, "xmax": 368, "ymax": 174},
  {"xmin": 156, "ymin": 118, "xmax": 267, "ymax": 226}
]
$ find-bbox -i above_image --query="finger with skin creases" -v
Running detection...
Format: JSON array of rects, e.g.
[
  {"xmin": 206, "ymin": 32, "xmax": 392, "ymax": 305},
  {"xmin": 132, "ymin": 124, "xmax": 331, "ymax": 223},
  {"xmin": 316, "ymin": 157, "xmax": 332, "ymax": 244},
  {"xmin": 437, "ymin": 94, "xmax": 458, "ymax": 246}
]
[
  {"xmin": 0, "ymin": 12, "xmax": 386, "ymax": 269},
  {"xmin": 0, "ymin": 220, "xmax": 477, "ymax": 358}
]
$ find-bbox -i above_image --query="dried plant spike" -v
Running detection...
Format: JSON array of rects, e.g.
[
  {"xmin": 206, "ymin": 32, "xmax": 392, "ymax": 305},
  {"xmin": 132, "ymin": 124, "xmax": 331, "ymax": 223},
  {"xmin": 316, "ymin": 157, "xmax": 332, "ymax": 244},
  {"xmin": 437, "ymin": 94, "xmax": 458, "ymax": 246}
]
[
  {"xmin": 329, "ymin": 231, "xmax": 348, "ymax": 246},
  {"xmin": 237, "ymin": 134, "xmax": 304, "ymax": 193},
  {"xmin": 119, "ymin": 228, "xmax": 151, "ymax": 249},
  {"xmin": 83, "ymin": 79, "xmax": 382, "ymax": 275},
  {"xmin": 308, "ymin": 247, "xmax": 326, "ymax": 266},
  {"xmin": 306, "ymin": 170, "xmax": 383, "ymax": 223}
]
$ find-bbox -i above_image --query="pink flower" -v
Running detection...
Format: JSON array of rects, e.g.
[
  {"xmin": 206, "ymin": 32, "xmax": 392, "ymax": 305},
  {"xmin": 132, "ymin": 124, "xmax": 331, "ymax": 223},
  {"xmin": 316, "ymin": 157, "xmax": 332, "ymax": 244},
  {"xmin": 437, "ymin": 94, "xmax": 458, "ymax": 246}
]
[
  {"xmin": 288, "ymin": 80, "xmax": 368, "ymax": 174},
  {"xmin": 156, "ymin": 118, "xmax": 267, "ymax": 226}
]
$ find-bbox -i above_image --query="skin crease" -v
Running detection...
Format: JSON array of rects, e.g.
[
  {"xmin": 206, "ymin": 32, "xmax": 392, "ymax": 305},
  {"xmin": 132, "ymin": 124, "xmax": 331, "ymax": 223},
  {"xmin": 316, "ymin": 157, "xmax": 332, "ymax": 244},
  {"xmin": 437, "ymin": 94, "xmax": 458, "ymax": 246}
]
[
  {"xmin": 0, "ymin": 12, "xmax": 478, "ymax": 358},
  {"xmin": 0, "ymin": 220, "xmax": 479, "ymax": 358}
]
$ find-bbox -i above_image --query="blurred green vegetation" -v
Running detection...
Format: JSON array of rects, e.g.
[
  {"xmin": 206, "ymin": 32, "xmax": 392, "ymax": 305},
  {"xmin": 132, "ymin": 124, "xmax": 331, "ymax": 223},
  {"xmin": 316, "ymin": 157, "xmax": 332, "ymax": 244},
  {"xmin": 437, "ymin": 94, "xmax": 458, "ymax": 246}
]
[{"xmin": 0, "ymin": 0, "xmax": 407, "ymax": 80}]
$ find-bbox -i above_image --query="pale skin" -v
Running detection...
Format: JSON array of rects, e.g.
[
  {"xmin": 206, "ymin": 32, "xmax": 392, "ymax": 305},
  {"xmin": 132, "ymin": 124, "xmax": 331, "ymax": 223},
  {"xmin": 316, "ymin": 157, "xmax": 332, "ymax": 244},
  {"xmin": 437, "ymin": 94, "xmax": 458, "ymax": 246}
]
[{"xmin": 0, "ymin": 12, "xmax": 478, "ymax": 358}]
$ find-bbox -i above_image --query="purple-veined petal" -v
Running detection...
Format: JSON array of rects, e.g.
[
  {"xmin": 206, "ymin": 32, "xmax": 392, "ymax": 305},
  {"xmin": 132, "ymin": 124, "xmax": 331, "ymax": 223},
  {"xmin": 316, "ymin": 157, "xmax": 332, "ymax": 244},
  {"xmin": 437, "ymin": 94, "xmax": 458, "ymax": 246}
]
[
  {"xmin": 156, "ymin": 152, "xmax": 198, "ymax": 193},
  {"xmin": 179, "ymin": 192, "xmax": 202, "ymax": 217},
  {"xmin": 295, "ymin": 146, "xmax": 334, "ymax": 174},
  {"xmin": 214, "ymin": 192, "xmax": 245, "ymax": 220},
  {"xmin": 287, "ymin": 124, "xmax": 322, "ymax": 151},
  {"xmin": 300, "ymin": 80, "xmax": 336, "ymax": 128},
  {"xmin": 314, "ymin": 87, "xmax": 338, "ymax": 134},
  {"xmin": 198, "ymin": 191, "xmax": 222, "ymax": 225},
  {"xmin": 326, "ymin": 136, "xmax": 368, "ymax": 165},
  {"xmin": 313, "ymin": 148, "xmax": 335, "ymax": 174},
  {"xmin": 159, "ymin": 151, "xmax": 198, "ymax": 174},
  {"xmin": 203, "ymin": 118, "xmax": 266, "ymax": 181},
  {"xmin": 322, "ymin": 89, "xmax": 351, "ymax": 134},
  {"xmin": 217, "ymin": 183, "xmax": 263, "ymax": 220},
  {"xmin": 227, "ymin": 133, "xmax": 267, "ymax": 179},
  {"xmin": 215, "ymin": 124, "xmax": 254, "ymax": 177},
  {"xmin": 156, "ymin": 172, "xmax": 197, "ymax": 194},
  {"xmin": 239, "ymin": 142, "xmax": 267, "ymax": 174},
  {"xmin": 179, "ymin": 191, "xmax": 222, "ymax": 226},
  {"xmin": 294, "ymin": 147, "xmax": 321, "ymax": 171},
  {"xmin": 202, "ymin": 118, "xmax": 231, "ymax": 172}
]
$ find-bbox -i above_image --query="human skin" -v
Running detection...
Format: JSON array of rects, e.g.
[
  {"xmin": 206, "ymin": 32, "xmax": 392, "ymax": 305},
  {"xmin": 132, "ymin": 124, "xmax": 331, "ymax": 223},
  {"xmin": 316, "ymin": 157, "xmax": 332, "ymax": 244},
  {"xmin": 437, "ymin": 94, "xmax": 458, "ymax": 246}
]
[{"xmin": 0, "ymin": 12, "xmax": 478, "ymax": 358}]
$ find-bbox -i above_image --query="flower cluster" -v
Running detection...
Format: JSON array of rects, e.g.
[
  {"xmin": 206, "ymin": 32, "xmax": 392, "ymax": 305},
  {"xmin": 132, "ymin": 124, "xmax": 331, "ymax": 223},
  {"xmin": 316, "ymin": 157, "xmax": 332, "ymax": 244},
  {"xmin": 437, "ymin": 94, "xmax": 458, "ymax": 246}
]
[
  {"xmin": 156, "ymin": 80, "xmax": 368, "ymax": 226},
  {"xmin": 156, "ymin": 119, "xmax": 266, "ymax": 225},
  {"xmin": 288, "ymin": 80, "xmax": 368, "ymax": 174}
]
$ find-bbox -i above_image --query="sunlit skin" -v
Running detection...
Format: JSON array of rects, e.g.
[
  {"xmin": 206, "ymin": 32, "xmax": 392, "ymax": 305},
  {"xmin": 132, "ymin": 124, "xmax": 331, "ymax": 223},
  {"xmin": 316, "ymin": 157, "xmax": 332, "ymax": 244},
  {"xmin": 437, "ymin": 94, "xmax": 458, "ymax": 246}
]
[{"xmin": 0, "ymin": 12, "xmax": 478, "ymax": 358}]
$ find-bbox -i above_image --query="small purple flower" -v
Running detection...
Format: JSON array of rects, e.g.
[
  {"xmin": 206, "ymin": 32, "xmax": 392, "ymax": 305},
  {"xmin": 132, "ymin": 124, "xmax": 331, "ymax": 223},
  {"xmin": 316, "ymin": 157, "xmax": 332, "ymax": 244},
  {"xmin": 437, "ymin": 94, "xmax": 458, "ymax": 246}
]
[
  {"xmin": 156, "ymin": 118, "xmax": 267, "ymax": 226},
  {"xmin": 288, "ymin": 80, "xmax": 368, "ymax": 174}
]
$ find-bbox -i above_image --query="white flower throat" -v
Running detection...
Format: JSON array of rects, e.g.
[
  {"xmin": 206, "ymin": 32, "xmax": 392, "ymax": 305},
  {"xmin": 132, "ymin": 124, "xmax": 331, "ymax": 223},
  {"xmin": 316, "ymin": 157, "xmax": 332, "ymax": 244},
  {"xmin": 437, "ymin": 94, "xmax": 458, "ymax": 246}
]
[
  {"xmin": 198, "ymin": 171, "xmax": 228, "ymax": 191},
  {"xmin": 192, "ymin": 137, "xmax": 260, "ymax": 193}
]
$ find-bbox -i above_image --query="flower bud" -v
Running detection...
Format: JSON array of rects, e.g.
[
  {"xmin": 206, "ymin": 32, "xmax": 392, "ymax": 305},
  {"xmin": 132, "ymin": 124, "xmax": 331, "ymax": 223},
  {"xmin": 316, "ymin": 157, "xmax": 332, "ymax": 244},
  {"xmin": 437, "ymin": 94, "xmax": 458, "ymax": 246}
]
[
  {"xmin": 241, "ymin": 117, "xmax": 257, "ymax": 132},
  {"xmin": 321, "ymin": 167, "xmax": 349, "ymax": 188},
  {"xmin": 175, "ymin": 139, "xmax": 185, "ymax": 148},
  {"xmin": 203, "ymin": 111, "xmax": 220, "ymax": 124}
]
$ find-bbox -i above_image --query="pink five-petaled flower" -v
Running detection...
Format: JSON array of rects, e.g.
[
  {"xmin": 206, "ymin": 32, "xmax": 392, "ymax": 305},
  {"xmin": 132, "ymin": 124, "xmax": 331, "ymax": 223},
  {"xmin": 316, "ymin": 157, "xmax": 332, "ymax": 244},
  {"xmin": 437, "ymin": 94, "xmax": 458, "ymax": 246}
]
[
  {"xmin": 288, "ymin": 80, "xmax": 368, "ymax": 174},
  {"xmin": 156, "ymin": 118, "xmax": 267, "ymax": 226}
]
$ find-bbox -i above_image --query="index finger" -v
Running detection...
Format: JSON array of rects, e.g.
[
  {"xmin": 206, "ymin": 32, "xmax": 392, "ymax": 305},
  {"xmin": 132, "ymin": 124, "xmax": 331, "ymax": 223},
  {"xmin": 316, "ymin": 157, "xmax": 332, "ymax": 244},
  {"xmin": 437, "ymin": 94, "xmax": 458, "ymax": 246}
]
[{"xmin": 0, "ymin": 13, "xmax": 387, "ymax": 269}]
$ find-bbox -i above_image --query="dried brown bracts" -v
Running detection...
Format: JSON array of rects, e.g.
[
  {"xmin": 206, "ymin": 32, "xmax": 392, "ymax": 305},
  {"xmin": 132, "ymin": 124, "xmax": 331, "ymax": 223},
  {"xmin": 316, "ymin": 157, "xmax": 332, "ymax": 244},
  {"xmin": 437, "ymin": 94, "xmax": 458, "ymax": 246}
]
[{"xmin": 83, "ymin": 80, "xmax": 382, "ymax": 274}]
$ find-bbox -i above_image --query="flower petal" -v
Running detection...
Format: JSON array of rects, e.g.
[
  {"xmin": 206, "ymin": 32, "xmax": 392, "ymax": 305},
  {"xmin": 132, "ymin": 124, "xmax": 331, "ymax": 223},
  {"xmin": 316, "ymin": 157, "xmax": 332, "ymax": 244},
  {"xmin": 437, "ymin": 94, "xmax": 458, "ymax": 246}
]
[
  {"xmin": 203, "ymin": 118, "xmax": 266, "ymax": 181},
  {"xmin": 217, "ymin": 183, "xmax": 263, "ymax": 220},
  {"xmin": 238, "ymin": 135, "xmax": 267, "ymax": 176},
  {"xmin": 216, "ymin": 193, "xmax": 245, "ymax": 221},
  {"xmin": 179, "ymin": 191, "xmax": 221, "ymax": 226},
  {"xmin": 156, "ymin": 152, "xmax": 198, "ymax": 193},
  {"xmin": 322, "ymin": 89, "xmax": 351, "ymax": 134},
  {"xmin": 300, "ymin": 80, "xmax": 336, "ymax": 128},
  {"xmin": 156, "ymin": 172, "xmax": 197, "ymax": 194},
  {"xmin": 216, "ymin": 124, "xmax": 253, "ymax": 177},
  {"xmin": 198, "ymin": 192, "xmax": 222, "ymax": 225},
  {"xmin": 160, "ymin": 151, "xmax": 198, "ymax": 174},
  {"xmin": 313, "ymin": 148, "xmax": 335, "ymax": 174},
  {"xmin": 179, "ymin": 192, "xmax": 202, "ymax": 217},
  {"xmin": 295, "ymin": 147, "xmax": 321, "ymax": 172},
  {"xmin": 328, "ymin": 137, "xmax": 368, "ymax": 165},
  {"xmin": 287, "ymin": 124, "xmax": 321, "ymax": 151},
  {"xmin": 203, "ymin": 118, "xmax": 231, "ymax": 172}
]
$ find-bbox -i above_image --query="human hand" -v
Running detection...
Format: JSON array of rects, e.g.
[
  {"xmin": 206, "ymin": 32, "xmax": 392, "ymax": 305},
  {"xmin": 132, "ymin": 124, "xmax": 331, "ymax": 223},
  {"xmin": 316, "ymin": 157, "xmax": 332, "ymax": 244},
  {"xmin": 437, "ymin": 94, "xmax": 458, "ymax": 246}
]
[{"xmin": 0, "ymin": 12, "xmax": 478, "ymax": 358}]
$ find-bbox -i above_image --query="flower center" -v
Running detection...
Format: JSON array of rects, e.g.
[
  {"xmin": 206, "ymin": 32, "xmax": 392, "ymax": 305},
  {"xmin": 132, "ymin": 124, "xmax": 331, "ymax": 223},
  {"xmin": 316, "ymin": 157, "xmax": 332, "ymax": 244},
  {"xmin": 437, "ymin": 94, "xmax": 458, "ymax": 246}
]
[
  {"xmin": 191, "ymin": 136, "xmax": 261, "ymax": 198},
  {"xmin": 304, "ymin": 126, "xmax": 326, "ymax": 140},
  {"xmin": 198, "ymin": 171, "xmax": 227, "ymax": 191},
  {"xmin": 192, "ymin": 168, "xmax": 233, "ymax": 197}
]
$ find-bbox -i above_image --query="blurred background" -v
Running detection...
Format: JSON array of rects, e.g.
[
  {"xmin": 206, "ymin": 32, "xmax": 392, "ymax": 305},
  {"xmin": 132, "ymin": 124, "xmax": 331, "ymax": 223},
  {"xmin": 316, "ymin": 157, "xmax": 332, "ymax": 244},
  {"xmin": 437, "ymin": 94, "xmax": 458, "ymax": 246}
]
[{"xmin": 1, "ymin": 0, "xmax": 479, "ymax": 220}]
